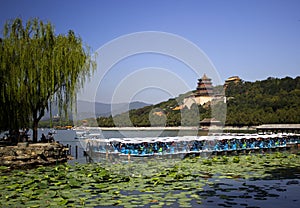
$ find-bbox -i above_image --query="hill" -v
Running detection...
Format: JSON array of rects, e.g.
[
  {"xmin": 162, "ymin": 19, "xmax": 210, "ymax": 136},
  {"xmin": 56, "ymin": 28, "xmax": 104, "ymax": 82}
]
[
  {"xmin": 225, "ymin": 76, "xmax": 300, "ymax": 126},
  {"xmin": 97, "ymin": 91, "xmax": 212, "ymax": 127},
  {"xmin": 97, "ymin": 76, "xmax": 300, "ymax": 127}
]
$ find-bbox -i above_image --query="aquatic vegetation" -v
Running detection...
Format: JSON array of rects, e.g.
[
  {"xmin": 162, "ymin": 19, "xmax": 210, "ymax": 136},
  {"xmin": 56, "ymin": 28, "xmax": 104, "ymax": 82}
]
[{"xmin": 0, "ymin": 152, "xmax": 300, "ymax": 207}]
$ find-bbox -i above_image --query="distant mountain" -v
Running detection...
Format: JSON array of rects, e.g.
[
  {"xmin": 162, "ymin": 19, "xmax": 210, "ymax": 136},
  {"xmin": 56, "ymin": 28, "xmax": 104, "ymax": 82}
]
[
  {"xmin": 78, "ymin": 100, "xmax": 150, "ymax": 117},
  {"xmin": 42, "ymin": 101, "xmax": 150, "ymax": 120}
]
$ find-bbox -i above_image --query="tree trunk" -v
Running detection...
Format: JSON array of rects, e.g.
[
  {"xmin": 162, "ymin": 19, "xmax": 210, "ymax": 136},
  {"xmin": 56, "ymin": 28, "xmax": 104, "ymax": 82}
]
[
  {"xmin": 32, "ymin": 108, "xmax": 45, "ymax": 143},
  {"xmin": 32, "ymin": 118, "xmax": 38, "ymax": 143}
]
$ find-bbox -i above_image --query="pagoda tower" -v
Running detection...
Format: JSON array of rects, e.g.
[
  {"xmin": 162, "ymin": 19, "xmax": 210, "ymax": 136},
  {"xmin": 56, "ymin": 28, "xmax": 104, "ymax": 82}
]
[
  {"xmin": 182, "ymin": 73, "xmax": 225, "ymax": 108},
  {"xmin": 196, "ymin": 74, "xmax": 213, "ymax": 96}
]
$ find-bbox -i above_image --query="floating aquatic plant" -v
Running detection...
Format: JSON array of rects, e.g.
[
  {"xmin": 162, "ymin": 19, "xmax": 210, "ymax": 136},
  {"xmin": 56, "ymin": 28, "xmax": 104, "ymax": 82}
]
[{"xmin": 0, "ymin": 152, "xmax": 300, "ymax": 207}]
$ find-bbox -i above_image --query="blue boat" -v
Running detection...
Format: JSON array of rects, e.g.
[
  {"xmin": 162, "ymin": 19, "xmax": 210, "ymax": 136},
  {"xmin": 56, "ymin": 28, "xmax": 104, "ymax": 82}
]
[{"xmin": 82, "ymin": 133, "xmax": 300, "ymax": 158}]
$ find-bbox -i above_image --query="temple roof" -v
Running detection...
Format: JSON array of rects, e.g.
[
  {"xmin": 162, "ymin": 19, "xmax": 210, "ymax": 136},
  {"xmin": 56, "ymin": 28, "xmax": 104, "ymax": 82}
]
[
  {"xmin": 199, "ymin": 73, "xmax": 212, "ymax": 81},
  {"xmin": 202, "ymin": 73, "xmax": 209, "ymax": 80}
]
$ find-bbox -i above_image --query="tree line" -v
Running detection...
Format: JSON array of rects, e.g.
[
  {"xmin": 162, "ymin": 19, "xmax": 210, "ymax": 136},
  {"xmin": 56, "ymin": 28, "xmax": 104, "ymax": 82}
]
[
  {"xmin": 225, "ymin": 76, "xmax": 300, "ymax": 126},
  {"xmin": 97, "ymin": 76, "xmax": 300, "ymax": 127}
]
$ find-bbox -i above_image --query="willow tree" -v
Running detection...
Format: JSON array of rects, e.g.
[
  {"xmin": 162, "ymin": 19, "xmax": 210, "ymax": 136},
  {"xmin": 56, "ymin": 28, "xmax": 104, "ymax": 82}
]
[{"xmin": 0, "ymin": 18, "xmax": 96, "ymax": 142}]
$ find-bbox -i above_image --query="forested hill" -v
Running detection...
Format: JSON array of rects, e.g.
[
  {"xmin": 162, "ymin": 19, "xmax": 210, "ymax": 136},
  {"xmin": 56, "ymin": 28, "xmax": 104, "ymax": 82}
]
[
  {"xmin": 97, "ymin": 76, "xmax": 300, "ymax": 127},
  {"xmin": 225, "ymin": 76, "xmax": 300, "ymax": 126}
]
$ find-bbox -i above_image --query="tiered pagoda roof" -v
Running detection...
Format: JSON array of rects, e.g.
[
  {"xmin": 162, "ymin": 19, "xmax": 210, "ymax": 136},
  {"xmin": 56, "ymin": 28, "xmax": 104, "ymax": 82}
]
[{"xmin": 196, "ymin": 74, "xmax": 213, "ymax": 96}]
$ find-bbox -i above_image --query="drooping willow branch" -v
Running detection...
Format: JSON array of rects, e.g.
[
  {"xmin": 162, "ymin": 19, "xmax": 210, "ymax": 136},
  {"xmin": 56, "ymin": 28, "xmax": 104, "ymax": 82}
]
[{"xmin": 0, "ymin": 18, "xmax": 96, "ymax": 142}]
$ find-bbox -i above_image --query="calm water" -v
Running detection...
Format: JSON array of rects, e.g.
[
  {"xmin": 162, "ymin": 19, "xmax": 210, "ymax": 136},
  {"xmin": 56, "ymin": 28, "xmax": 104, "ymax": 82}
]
[
  {"xmin": 199, "ymin": 178, "xmax": 300, "ymax": 208},
  {"xmin": 37, "ymin": 129, "xmax": 86, "ymax": 164},
  {"xmin": 41, "ymin": 129, "xmax": 300, "ymax": 208},
  {"xmin": 38, "ymin": 129, "xmax": 199, "ymax": 163}
]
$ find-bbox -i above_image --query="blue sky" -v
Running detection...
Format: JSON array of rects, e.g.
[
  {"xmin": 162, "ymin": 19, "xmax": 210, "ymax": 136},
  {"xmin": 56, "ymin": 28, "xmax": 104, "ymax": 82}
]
[{"xmin": 1, "ymin": 0, "xmax": 300, "ymax": 104}]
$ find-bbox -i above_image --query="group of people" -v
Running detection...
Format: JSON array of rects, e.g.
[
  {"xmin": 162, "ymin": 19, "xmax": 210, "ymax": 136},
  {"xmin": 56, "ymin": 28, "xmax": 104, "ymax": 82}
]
[{"xmin": 40, "ymin": 133, "xmax": 55, "ymax": 143}]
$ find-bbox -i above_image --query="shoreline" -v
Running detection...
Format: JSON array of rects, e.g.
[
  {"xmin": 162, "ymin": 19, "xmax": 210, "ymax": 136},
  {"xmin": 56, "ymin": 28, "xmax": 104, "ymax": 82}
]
[
  {"xmin": 0, "ymin": 142, "xmax": 70, "ymax": 169},
  {"xmin": 99, "ymin": 126, "xmax": 199, "ymax": 131},
  {"xmin": 73, "ymin": 126, "xmax": 257, "ymax": 131}
]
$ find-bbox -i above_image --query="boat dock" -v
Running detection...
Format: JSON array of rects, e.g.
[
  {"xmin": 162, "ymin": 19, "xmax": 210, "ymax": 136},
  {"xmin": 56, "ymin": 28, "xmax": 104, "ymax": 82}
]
[{"xmin": 256, "ymin": 124, "xmax": 300, "ymax": 133}]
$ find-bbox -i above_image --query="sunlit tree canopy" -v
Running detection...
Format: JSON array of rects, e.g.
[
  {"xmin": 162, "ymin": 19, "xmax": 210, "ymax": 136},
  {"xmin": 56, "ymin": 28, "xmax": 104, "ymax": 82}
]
[{"xmin": 0, "ymin": 18, "xmax": 96, "ymax": 142}]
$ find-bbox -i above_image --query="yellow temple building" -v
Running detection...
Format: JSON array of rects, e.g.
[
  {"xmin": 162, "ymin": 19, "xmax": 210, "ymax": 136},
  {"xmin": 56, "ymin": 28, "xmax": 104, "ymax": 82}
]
[{"xmin": 183, "ymin": 74, "xmax": 214, "ymax": 109}]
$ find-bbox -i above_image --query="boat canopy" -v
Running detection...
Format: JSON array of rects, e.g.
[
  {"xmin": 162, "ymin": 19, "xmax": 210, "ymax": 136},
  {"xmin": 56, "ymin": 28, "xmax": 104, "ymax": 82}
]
[{"xmin": 84, "ymin": 133, "xmax": 291, "ymax": 144}]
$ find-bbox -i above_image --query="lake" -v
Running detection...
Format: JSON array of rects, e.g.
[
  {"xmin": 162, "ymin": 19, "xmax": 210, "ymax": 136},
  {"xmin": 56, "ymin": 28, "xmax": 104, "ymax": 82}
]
[
  {"xmin": 33, "ymin": 129, "xmax": 300, "ymax": 208},
  {"xmin": 39, "ymin": 128, "xmax": 201, "ymax": 163}
]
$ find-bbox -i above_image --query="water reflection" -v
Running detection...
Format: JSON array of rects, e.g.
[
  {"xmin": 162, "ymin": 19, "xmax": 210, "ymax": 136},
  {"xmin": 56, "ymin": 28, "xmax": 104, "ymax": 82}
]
[{"xmin": 199, "ymin": 178, "xmax": 300, "ymax": 208}]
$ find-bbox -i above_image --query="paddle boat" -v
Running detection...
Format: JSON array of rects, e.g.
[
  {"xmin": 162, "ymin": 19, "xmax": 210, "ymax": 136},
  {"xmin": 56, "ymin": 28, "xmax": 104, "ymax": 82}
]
[{"xmin": 83, "ymin": 133, "xmax": 300, "ymax": 158}]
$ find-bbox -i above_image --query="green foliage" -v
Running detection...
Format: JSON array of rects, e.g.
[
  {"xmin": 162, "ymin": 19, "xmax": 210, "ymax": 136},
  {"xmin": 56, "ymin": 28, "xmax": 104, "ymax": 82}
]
[
  {"xmin": 232, "ymin": 156, "xmax": 240, "ymax": 163},
  {"xmin": 0, "ymin": 18, "xmax": 96, "ymax": 141},
  {"xmin": 97, "ymin": 98, "xmax": 184, "ymax": 127},
  {"xmin": 1, "ymin": 152, "xmax": 300, "ymax": 207},
  {"xmin": 97, "ymin": 76, "xmax": 300, "ymax": 127},
  {"xmin": 38, "ymin": 120, "xmax": 74, "ymax": 128},
  {"xmin": 226, "ymin": 76, "xmax": 300, "ymax": 126}
]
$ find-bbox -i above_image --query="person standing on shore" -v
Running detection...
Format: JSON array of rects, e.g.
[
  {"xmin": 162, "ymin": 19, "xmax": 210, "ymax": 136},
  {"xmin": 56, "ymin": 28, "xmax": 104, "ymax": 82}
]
[{"xmin": 40, "ymin": 133, "xmax": 47, "ymax": 143}]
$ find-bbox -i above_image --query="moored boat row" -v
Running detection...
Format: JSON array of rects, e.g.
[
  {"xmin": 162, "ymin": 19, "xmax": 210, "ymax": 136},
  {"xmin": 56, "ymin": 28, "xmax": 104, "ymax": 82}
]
[{"xmin": 80, "ymin": 133, "xmax": 300, "ymax": 157}]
